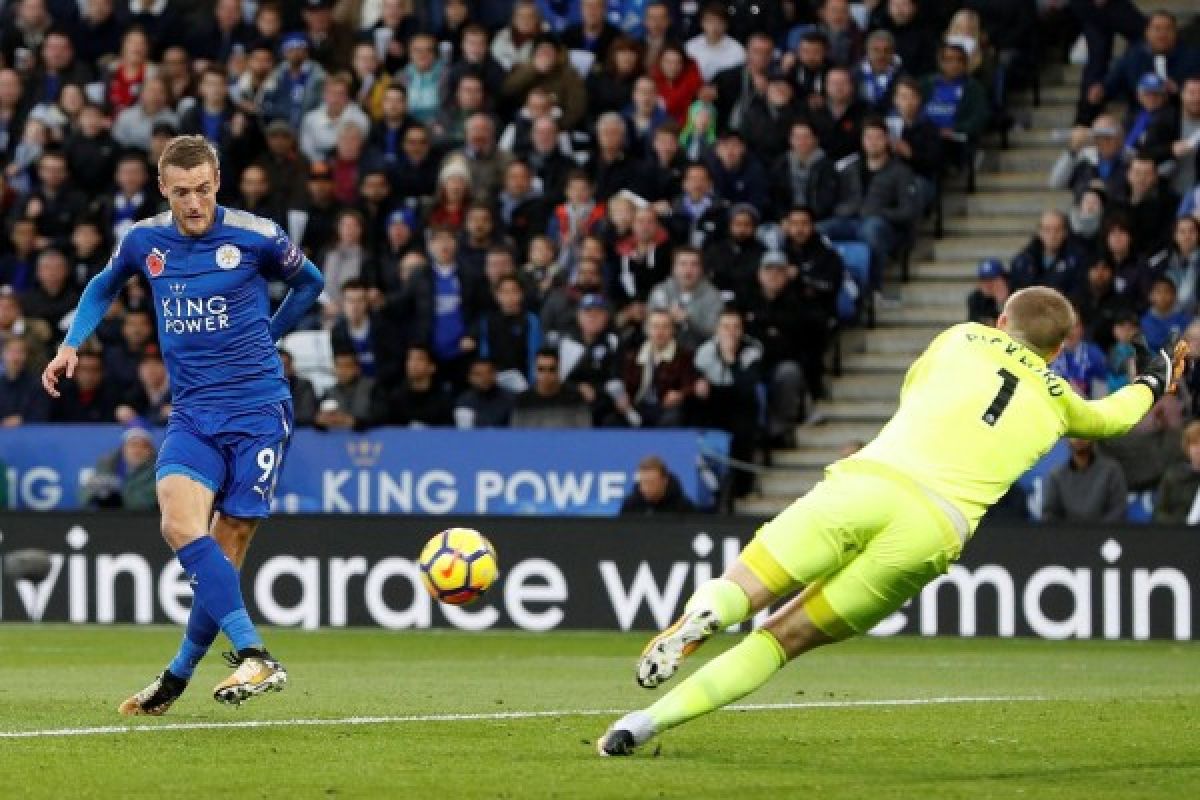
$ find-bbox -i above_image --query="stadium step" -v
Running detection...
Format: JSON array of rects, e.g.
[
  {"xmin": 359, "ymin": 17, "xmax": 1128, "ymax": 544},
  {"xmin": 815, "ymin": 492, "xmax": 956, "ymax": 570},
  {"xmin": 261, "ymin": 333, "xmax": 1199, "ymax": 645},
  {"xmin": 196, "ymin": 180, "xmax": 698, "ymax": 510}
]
[
  {"xmin": 827, "ymin": 373, "xmax": 904, "ymax": 401},
  {"xmin": 938, "ymin": 215, "xmax": 1037, "ymax": 235},
  {"xmin": 973, "ymin": 171, "xmax": 1057, "ymax": 192},
  {"xmin": 840, "ymin": 352, "xmax": 916, "ymax": 373},
  {"xmin": 857, "ymin": 326, "xmax": 940, "ymax": 354},
  {"xmin": 818, "ymin": 400, "xmax": 898, "ymax": 423},
  {"xmin": 900, "ymin": 279, "xmax": 976, "ymax": 306},
  {"xmin": 932, "ymin": 234, "xmax": 1028, "ymax": 260},
  {"xmin": 795, "ymin": 420, "xmax": 885, "ymax": 448},
  {"xmin": 876, "ymin": 304, "xmax": 964, "ymax": 326},
  {"xmin": 992, "ymin": 149, "xmax": 1061, "ymax": 172}
]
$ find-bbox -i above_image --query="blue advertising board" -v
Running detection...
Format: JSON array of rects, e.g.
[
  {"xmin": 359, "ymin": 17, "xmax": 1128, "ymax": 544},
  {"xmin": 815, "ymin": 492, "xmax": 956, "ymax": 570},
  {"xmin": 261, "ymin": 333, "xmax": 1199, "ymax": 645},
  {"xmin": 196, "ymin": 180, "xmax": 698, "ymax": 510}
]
[{"xmin": 0, "ymin": 426, "xmax": 729, "ymax": 515}]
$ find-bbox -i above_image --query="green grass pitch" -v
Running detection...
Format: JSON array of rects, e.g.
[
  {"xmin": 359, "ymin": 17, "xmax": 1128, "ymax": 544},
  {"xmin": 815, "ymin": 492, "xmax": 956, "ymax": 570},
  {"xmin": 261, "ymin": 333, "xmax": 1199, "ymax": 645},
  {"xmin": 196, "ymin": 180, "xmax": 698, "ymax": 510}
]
[{"xmin": 1, "ymin": 626, "xmax": 1198, "ymax": 798}]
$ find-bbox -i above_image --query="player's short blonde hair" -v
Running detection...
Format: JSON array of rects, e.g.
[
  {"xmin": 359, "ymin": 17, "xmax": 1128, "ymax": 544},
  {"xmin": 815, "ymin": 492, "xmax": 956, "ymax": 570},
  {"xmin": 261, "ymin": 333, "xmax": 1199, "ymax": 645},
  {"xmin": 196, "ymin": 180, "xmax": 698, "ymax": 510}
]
[
  {"xmin": 158, "ymin": 134, "xmax": 220, "ymax": 177},
  {"xmin": 1002, "ymin": 287, "xmax": 1076, "ymax": 359}
]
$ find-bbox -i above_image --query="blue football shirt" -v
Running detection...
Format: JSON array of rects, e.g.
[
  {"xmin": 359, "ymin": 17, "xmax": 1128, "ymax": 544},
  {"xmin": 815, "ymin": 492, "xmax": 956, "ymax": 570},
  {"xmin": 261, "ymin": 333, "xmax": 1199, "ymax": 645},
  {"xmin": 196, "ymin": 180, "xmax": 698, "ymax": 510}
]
[{"xmin": 106, "ymin": 206, "xmax": 305, "ymax": 411}]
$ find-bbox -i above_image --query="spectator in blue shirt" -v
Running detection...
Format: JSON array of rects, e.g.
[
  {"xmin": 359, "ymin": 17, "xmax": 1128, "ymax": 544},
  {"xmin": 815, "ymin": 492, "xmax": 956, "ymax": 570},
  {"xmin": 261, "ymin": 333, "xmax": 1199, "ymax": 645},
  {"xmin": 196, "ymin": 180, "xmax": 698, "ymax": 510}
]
[
  {"xmin": 1141, "ymin": 276, "xmax": 1192, "ymax": 352},
  {"xmin": 1052, "ymin": 315, "xmax": 1108, "ymax": 398}
]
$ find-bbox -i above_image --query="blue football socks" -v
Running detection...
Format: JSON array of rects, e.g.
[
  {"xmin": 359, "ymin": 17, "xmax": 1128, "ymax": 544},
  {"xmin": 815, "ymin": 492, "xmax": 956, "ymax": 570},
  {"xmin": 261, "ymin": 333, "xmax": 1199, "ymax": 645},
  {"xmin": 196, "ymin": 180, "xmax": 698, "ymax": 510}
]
[
  {"xmin": 176, "ymin": 536, "xmax": 263, "ymax": 655},
  {"xmin": 167, "ymin": 605, "xmax": 220, "ymax": 680}
]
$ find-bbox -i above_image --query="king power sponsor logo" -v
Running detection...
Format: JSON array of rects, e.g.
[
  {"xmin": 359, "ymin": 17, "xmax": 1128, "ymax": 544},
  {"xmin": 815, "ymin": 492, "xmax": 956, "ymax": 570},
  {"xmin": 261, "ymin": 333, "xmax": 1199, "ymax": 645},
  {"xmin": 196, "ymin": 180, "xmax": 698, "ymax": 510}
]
[{"xmin": 0, "ymin": 517, "xmax": 1193, "ymax": 639}]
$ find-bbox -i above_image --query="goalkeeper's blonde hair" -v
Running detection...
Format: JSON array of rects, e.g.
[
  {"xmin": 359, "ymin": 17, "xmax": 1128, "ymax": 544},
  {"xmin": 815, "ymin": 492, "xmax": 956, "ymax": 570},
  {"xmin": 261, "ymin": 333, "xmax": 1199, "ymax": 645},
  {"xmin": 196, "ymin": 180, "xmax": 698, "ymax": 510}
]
[{"xmin": 1001, "ymin": 287, "xmax": 1076, "ymax": 360}]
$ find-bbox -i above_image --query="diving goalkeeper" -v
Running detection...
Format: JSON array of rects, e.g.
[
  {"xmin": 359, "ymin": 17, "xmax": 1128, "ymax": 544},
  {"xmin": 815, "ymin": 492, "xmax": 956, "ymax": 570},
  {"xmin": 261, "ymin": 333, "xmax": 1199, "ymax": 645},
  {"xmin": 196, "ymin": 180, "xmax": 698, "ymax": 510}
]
[{"xmin": 598, "ymin": 287, "xmax": 1186, "ymax": 756}]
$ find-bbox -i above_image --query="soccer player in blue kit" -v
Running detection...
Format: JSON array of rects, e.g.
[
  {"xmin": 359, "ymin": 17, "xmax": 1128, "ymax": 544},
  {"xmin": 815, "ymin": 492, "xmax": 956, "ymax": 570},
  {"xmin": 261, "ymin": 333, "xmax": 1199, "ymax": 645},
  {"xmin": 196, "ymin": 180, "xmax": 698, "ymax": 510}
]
[{"xmin": 42, "ymin": 136, "xmax": 324, "ymax": 713}]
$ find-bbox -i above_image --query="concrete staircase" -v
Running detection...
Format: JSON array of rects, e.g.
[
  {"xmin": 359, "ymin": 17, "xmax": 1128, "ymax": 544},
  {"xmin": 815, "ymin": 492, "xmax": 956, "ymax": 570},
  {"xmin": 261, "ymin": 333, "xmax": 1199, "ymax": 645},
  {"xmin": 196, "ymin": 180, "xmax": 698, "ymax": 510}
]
[{"xmin": 738, "ymin": 0, "xmax": 1195, "ymax": 515}]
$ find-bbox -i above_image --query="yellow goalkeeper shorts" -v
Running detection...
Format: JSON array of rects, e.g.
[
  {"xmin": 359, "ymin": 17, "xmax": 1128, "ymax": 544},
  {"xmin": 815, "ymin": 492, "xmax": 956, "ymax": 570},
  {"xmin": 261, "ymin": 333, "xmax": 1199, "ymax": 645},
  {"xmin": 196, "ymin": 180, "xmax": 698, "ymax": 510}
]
[{"xmin": 745, "ymin": 459, "xmax": 966, "ymax": 637}]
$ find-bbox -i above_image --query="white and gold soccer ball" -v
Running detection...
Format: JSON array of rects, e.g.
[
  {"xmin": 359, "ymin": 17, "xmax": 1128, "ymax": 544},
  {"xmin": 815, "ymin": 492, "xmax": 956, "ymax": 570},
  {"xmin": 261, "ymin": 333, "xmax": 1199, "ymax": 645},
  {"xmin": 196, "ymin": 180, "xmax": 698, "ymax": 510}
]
[{"xmin": 418, "ymin": 528, "xmax": 499, "ymax": 606}]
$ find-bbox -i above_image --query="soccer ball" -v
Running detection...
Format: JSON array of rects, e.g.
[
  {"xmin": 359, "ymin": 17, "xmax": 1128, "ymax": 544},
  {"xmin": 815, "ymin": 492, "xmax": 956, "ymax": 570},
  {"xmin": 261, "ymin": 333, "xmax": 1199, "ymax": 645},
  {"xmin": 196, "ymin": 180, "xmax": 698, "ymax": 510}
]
[{"xmin": 418, "ymin": 528, "xmax": 499, "ymax": 606}]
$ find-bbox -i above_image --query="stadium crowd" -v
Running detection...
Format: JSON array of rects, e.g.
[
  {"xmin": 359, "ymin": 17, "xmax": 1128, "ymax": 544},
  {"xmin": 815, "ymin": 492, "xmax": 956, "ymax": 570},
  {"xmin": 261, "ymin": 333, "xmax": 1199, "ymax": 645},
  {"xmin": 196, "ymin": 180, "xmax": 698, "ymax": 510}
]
[
  {"xmin": 959, "ymin": 4, "xmax": 1200, "ymax": 522},
  {"xmin": 0, "ymin": 0, "xmax": 1194, "ymax": 509}
]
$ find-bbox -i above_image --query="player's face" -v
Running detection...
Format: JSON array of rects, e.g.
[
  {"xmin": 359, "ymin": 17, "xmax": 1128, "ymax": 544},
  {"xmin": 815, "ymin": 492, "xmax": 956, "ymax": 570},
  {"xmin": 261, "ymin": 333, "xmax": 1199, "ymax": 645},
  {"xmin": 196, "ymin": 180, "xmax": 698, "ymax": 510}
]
[{"xmin": 160, "ymin": 163, "xmax": 220, "ymax": 237}]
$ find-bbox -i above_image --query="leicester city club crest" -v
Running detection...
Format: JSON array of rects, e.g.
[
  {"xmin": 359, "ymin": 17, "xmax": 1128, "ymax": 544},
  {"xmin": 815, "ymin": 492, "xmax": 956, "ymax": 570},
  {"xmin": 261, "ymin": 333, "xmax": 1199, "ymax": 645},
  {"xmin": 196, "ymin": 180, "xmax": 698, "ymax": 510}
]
[{"xmin": 216, "ymin": 244, "xmax": 242, "ymax": 269}]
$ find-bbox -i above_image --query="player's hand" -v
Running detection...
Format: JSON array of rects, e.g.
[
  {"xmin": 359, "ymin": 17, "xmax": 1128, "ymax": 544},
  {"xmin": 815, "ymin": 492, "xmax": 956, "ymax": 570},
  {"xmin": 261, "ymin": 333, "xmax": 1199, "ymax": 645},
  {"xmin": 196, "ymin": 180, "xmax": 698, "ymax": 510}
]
[
  {"xmin": 41, "ymin": 345, "xmax": 78, "ymax": 398},
  {"xmin": 1131, "ymin": 333, "xmax": 1172, "ymax": 400},
  {"xmin": 1169, "ymin": 338, "xmax": 1190, "ymax": 394}
]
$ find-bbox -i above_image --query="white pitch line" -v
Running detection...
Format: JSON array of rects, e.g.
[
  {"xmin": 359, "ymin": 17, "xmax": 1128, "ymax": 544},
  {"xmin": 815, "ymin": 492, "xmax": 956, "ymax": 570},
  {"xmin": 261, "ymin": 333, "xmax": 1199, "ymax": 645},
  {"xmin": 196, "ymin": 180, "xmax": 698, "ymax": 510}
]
[{"xmin": 0, "ymin": 696, "xmax": 1044, "ymax": 740}]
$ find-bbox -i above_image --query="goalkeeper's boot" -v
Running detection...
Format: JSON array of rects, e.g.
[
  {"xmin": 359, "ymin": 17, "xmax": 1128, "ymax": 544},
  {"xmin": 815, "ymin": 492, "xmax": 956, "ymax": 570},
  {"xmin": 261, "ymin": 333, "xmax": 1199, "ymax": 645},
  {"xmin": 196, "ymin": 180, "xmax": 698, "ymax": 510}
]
[
  {"xmin": 636, "ymin": 609, "xmax": 720, "ymax": 689},
  {"xmin": 597, "ymin": 711, "xmax": 656, "ymax": 757},
  {"xmin": 118, "ymin": 670, "xmax": 188, "ymax": 716},
  {"xmin": 212, "ymin": 648, "xmax": 288, "ymax": 706}
]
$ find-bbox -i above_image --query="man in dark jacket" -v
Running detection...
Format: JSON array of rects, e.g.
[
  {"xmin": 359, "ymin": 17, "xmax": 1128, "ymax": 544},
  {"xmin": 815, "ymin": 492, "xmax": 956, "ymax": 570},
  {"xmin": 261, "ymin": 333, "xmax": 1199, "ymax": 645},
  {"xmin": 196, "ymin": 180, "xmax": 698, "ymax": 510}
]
[
  {"xmin": 875, "ymin": 0, "xmax": 938, "ymax": 78},
  {"xmin": 819, "ymin": 118, "xmax": 919, "ymax": 289},
  {"xmin": 703, "ymin": 203, "xmax": 764, "ymax": 301},
  {"xmin": 782, "ymin": 207, "xmax": 843, "ymax": 400},
  {"xmin": 408, "ymin": 226, "xmax": 492, "ymax": 384},
  {"xmin": 705, "ymin": 130, "xmax": 770, "ymax": 212},
  {"xmin": 741, "ymin": 253, "xmax": 808, "ymax": 443},
  {"xmin": 1010, "ymin": 210, "xmax": 1089, "ymax": 293},
  {"xmin": 619, "ymin": 455, "xmax": 696, "ymax": 514},
  {"xmin": 0, "ymin": 338, "xmax": 49, "ymax": 425},
  {"xmin": 1087, "ymin": 10, "xmax": 1200, "ymax": 123},
  {"xmin": 331, "ymin": 279, "xmax": 406, "ymax": 392},
  {"xmin": 770, "ymin": 120, "xmax": 839, "ymax": 222}
]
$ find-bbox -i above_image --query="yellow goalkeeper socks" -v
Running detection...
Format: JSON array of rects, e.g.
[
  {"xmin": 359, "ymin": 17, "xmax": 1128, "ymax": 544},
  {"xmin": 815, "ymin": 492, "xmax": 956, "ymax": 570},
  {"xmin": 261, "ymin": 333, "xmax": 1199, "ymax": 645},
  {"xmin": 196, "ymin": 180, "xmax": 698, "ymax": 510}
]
[
  {"xmin": 645, "ymin": 630, "xmax": 787, "ymax": 733},
  {"xmin": 684, "ymin": 578, "xmax": 751, "ymax": 627}
]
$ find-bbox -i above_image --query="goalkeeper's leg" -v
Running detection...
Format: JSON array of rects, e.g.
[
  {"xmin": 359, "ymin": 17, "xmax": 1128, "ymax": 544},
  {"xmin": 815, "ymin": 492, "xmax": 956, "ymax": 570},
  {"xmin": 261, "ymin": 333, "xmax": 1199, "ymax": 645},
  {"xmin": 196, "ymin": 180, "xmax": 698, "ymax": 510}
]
[
  {"xmin": 636, "ymin": 478, "xmax": 865, "ymax": 690},
  {"xmin": 601, "ymin": 593, "xmax": 840, "ymax": 755}
]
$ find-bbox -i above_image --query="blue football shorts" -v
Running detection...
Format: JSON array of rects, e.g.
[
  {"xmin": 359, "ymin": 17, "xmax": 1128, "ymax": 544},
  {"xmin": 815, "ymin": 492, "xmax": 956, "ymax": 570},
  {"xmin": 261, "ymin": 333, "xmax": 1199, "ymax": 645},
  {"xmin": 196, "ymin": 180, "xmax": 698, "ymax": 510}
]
[{"xmin": 157, "ymin": 399, "xmax": 294, "ymax": 519}]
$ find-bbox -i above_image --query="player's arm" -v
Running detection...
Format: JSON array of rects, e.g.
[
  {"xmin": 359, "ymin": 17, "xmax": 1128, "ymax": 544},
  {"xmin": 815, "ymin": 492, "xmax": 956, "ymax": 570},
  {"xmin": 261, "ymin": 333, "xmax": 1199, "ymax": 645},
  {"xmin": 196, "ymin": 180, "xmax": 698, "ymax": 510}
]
[
  {"xmin": 261, "ymin": 226, "xmax": 325, "ymax": 341},
  {"xmin": 42, "ymin": 239, "xmax": 137, "ymax": 397},
  {"xmin": 1061, "ymin": 336, "xmax": 1186, "ymax": 438},
  {"xmin": 268, "ymin": 257, "xmax": 324, "ymax": 341}
]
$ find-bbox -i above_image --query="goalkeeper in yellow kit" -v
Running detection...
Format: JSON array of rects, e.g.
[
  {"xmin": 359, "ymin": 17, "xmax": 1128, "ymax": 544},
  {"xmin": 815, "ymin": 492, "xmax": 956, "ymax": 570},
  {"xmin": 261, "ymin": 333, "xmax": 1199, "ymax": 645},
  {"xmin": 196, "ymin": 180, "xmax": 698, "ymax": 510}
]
[{"xmin": 598, "ymin": 287, "xmax": 1187, "ymax": 756}]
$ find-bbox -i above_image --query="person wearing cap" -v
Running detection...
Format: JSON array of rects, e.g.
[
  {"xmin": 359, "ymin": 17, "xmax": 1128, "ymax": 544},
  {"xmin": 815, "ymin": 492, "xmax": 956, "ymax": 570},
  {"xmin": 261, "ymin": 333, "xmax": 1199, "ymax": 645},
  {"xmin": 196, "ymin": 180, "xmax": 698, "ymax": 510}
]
[
  {"xmin": 82, "ymin": 424, "xmax": 159, "ymax": 511},
  {"xmin": 1010, "ymin": 210, "xmax": 1088, "ymax": 294},
  {"xmin": 702, "ymin": 200, "xmax": 763, "ymax": 300},
  {"xmin": 261, "ymin": 32, "xmax": 327, "ymax": 130},
  {"xmin": 740, "ymin": 250, "xmax": 807, "ymax": 443},
  {"xmin": 1049, "ymin": 113, "xmax": 1131, "ymax": 200},
  {"xmin": 298, "ymin": 160, "xmax": 340, "ymax": 256},
  {"xmin": 560, "ymin": 292, "xmax": 638, "ymax": 427},
  {"xmin": 255, "ymin": 118, "xmax": 311, "ymax": 210},
  {"xmin": 1123, "ymin": 72, "xmax": 1180, "ymax": 161},
  {"xmin": 686, "ymin": 2, "xmax": 746, "ymax": 82},
  {"xmin": 300, "ymin": 0, "xmax": 354, "ymax": 73},
  {"xmin": 967, "ymin": 258, "xmax": 1010, "ymax": 328}
]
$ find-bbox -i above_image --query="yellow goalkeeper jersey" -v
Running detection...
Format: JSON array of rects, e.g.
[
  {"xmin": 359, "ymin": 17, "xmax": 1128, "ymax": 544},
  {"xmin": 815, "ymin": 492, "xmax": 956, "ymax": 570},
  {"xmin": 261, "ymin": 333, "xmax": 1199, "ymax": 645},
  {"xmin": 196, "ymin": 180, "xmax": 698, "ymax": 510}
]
[{"xmin": 844, "ymin": 322, "xmax": 1153, "ymax": 534}]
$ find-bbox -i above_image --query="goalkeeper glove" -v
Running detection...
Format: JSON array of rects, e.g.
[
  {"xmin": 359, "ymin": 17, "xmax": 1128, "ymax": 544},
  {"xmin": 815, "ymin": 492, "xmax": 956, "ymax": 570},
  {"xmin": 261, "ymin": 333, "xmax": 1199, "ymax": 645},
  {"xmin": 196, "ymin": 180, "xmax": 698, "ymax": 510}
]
[{"xmin": 1131, "ymin": 333, "xmax": 1173, "ymax": 401}]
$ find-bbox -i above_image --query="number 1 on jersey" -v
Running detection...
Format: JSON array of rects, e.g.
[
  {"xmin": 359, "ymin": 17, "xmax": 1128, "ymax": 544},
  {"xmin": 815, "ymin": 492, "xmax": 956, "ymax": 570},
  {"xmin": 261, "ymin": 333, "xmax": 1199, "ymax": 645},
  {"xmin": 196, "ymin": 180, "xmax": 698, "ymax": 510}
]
[{"xmin": 982, "ymin": 368, "xmax": 1018, "ymax": 426}]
